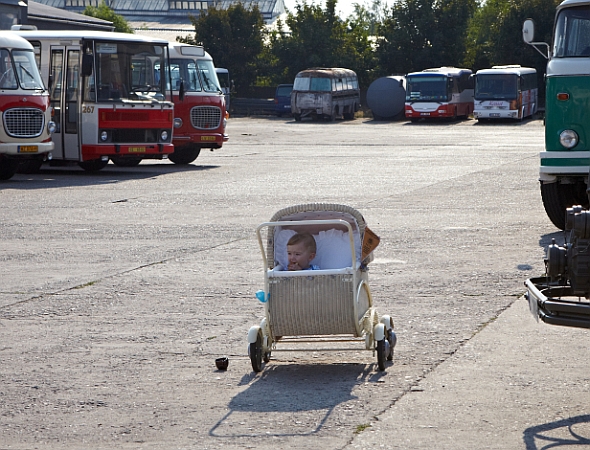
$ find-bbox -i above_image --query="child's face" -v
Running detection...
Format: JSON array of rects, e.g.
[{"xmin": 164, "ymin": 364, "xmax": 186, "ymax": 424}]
[{"xmin": 287, "ymin": 241, "xmax": 316, "ymax": 271}]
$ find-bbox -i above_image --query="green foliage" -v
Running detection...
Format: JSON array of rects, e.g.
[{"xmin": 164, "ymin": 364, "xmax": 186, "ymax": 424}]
[
  {"xmin": 464, "ymin": 0, "xmax": 560, "ymax": 99},
  {"xmin": 176, "ymin": 0, "xmax": 560, "ymax": 94},
  {"xmin": 375, "ymin": 0, "xmax": 476, "ymax": 76},
  {"xmin": 464, "ymin": 0, "xmax": 558, "ymax": 70},
  {"xmin": 182, "ymin": 3, "xmax": 265, "ymax": 96},
  {"xmin": 83, "ymin": 1, "xmax": 133, "ymax": 33},
  {"xmin": 264, "ymin": 0, "xmax": 376, "ymax": 88}
]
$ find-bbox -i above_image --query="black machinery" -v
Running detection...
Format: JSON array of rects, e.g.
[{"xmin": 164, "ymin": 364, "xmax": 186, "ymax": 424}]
[{"xmin": 525, "ymin": 205, "xmax": 590, "ymax": 328}]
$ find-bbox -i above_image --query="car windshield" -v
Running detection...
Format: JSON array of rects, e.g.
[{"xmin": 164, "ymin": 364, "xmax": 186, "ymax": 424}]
[{"xmin": 276, "ymin": 85, "xmax": 292, "ymax": 96}]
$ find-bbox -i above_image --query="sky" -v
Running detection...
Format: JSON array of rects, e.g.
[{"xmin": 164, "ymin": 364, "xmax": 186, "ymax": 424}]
[{"xmin": 282, "ymin": 0, "xmax": 358, "ymax": 20}]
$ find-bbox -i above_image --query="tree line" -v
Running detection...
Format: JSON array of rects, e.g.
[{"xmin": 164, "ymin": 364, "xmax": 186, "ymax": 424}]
[
  {"xmin": 86, "ymin": 0, "xmax": 561, "ymax": 95},
  {"xmin": 180, "ymin": 0, "xmax": 561, "ymax": 96}
]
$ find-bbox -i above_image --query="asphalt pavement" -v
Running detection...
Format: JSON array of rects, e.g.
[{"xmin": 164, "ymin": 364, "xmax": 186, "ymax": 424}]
[
  {"xmin": 2, "ymin": 116, "xmax": 589, "ymax": 450},
  {"xmin": 349, "ymin": 296, "xmax": 590, "ymax": 450}
]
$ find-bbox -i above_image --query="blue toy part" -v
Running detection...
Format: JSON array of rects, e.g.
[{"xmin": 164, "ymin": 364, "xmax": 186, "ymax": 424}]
[{"xmin": 255, "ymin": 290, "xmax": 268, "ymax": 303}]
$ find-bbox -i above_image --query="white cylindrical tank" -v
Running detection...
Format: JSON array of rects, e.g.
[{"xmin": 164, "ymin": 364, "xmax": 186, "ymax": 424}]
[{"xmin": 366, "ymin": 76, "xmax": 406, "ymax": 120}]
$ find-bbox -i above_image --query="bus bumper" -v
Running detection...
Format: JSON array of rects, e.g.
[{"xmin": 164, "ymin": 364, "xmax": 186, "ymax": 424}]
[
  {"xmin": 405, "ymin": 105, "xmax": 456, "ymax": 118},
  {"xmin": 81, "ymin": 143, "xmax": 174, "ymax": 161},
  {"xmin": 173, "ymin": 132, "xmax": 226, "ymax": 148},
  {"xmin": 473, "ymin": 110, "xmax": 519, "ymax": 119},
  {"xmin": 0, "ymin": 141, "xmax": 54, "ymax": 156},
  {"xmin": 539, "ymin": 151, "xmax": 590, "ymax": 180}
]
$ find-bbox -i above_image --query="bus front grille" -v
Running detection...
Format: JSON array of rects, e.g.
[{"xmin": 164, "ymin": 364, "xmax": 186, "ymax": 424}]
[
  {"xmin": 3, "ymin": 108, "xmax": 44, "ymax": 138},
  {"xmin": 190, "ymin": 106, "xmax": 221, "ymax": 130}
]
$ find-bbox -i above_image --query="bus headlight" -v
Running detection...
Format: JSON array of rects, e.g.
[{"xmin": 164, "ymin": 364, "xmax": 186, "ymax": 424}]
[
  {"xmin": 47, "ymin": 121, "xmax": 56, "ymax": 134},
  {"xmin": 161, "ymin": 130, "xmax": 169, "ymax": 141},
  {"xmin": 174, "ymin": 118, "xmax": 182, "ymax": 128},
  {"xmin": 560, "ymin": 130, "xmax": 579, "ymax": 148},
  {"xmin": 99, "ymin": 130, "xmax": 110, "ymax": 142}
]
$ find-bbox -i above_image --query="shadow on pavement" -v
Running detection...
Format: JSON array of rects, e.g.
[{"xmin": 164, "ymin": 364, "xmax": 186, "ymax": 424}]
[
  {"xmin": 0, "ymin": 163, "xmax": 219, "ymax": 190},
  {"xmin": 523, "ymin": 414, "xmax": 590, "ymax": 449},
  {"xmin": 209, "ymin": 362, "xmax": 387, "ymax": 438}
]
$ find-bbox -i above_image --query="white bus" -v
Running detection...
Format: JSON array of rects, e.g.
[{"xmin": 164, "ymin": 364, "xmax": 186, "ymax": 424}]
[
  {"xmin": 15, "ymin": 28, "xmax": 175, "ymax": 171},
  {"xmin": 291, "ymin": 67, "xmax": 360, "ymax": 121},
  {"xmin": 473, "ymin": 65, "xmax": 538, "ymax": 121}
]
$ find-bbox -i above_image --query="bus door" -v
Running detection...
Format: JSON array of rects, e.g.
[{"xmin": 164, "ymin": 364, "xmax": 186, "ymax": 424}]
[{"xmin": 49, "ymin": 45, "xmax": 80, "ymax": 160}]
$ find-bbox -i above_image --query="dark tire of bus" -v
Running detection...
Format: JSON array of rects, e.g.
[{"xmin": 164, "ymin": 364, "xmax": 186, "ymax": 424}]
[
  {"xmin": 168, "ymin": 146, "xmax": 201, "ymax": 165},
  {"xmin": 111, "ymin": 157, "xmax": 142, "ymax": 167},
  {"xmin": 17, "ymin": 155, "xmax": 44, "ymax": 174},
  {"xmin": 0, "ymin": 155, "xmax": 19, "ymax": 180},
  {"xmin": 78, "ymin": 158, "xmax": 109, "ymax": 172},
  {"xmin": 540, "ymin": 181, "xmax": 589, "ymax": 230}
]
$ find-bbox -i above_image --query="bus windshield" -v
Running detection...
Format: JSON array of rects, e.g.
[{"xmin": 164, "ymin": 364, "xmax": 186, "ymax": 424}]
[
  {"xmin": 406, "ymin": 76, "xmax": 449, "ymax": 101},
  {"xmin": 553, "ymin": 6, "xmax": 590, "ymax": 57},
  {"xmin": 475, "ymin": 74, "xmax": 517, "ymax": 100},
  {"xmin": 170, "ymin": 58, "xmax": 221, "ymax": 93},
  {"xmin": 89, "ymin": 40, "xmax": 168, "ymax": 102},
  {"xmin": 0, "ymin": 48, "xmax": 44, "ymax": 90}
]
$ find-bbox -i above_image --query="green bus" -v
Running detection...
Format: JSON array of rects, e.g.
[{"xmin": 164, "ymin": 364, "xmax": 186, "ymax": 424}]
[{"xmin": 523, "ymin": 0, "xmax": 590, "ymax": 229}]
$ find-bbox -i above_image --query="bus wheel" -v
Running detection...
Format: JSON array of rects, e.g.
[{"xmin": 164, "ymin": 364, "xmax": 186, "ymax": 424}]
[
  {"xmin": 169, "ymin": 146, "xmax": 201, "ymax": 165},
  {"xmin": 78, "ymin": 158, "xmax": 108, "ymax": 172},
  {"xmin": 541, "ymin": 181, "xmax": 589, "ymax": 230},
  {"xmin": 17, "ymin": 155, "xmax": 44, "ymax": 174},
  {"xmin": 111, "ymin": 157, "xmax": 142, "ymax": 167},
  {"xmin": 0, "ymin": 156, "xmax": 19, "ymax": 180}
]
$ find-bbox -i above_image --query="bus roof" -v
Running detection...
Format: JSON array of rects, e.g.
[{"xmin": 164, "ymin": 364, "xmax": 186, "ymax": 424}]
[
  {"xmin": 558, "ymin": 0, "xmax": 590, "ymax": 11},
  {"xmin": 295, "ymin": 67, "xmax": 357, "ymax": 78},
  {"xmin": 0, "ymin": 31, "xmax": 35, "ymax": 50},
  {"xmin": 168, "ymin": 42, "xmax": 211, "ymax": 60},
  {"xmin": 476, "ymin": 66, "xmax": 537, "ymax": 76},
  {"xmin": 13, "ymin": 29, "xmax": 169, "ymax": 45},
  {"xmin": 407, "ymin": 67, "xmax": 472, "ymax": 77}
]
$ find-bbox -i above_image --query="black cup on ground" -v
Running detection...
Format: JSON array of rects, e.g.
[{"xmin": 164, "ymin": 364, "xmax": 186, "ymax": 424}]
[{"xmin": 215, "ymin": 357, "xmax": 229, "ymax": 371}]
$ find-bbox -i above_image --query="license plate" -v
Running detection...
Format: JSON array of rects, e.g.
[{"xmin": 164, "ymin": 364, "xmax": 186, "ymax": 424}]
[
  {"xmin": 18, "ymin": 145, "xmax": 38, "ymax": 153},
  {"xmin": 128, "ymin": 147, "xmax": 146, "ymax": 153},
  {"xmin": 490, "ymin": 113, "xmax": 500, "ymax": 117},
  {"xmin": 201, "ymin": 136, "xmax": 216, "ymax": 141},
  {"xmin": 420, "ymin": 112, "xmax": 430, "ymax": 116}
]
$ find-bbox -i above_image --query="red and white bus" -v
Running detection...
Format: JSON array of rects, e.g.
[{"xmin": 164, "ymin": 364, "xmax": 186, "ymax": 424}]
[
  {"xmin": 15, "ymin": 28, "xmax": 175, "ymax": 171},
  {"xmin": 473, "ymin": 65, "xmax": 538, "ymax": 121},
  {"xmin": 405, "ymin": 67, "xmax": 474, "ymax": 121},
  {"xmin": 167, "ymin": 42, "xmax": 228, "ymax": 165},
  {"xmin": 0, "ymin": 31, "xmax": 54, "ymax": 179}
]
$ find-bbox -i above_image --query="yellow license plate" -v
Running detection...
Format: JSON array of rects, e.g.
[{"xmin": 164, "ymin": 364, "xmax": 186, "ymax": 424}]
[
  {"xmin": 19, "ymin": 145, "xmax": 38, "ymax": 153},
  {"xmin": 128, "ymin": 147, "xmax": 146, "ymax": 153},
  {"xmin": 201, "ymin": 136, "xmax": 216, "ymax": 141}
]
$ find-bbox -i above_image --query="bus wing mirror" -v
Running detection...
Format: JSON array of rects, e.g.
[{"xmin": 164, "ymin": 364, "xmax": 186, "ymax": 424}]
[
  {"xmin": 179, "ymin": 79, "xmax": 185, "ymax": 101},
  {"xmin": 522, "ymin": 19, "xmax": 535, "ymax": 44},
  {"xmin": 81, "ymin": 54, "xmax": 93, "ymax": 77},
  {"xmin": 522, "ymin": 18, "xmax": 550, "ymax": 59}
]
